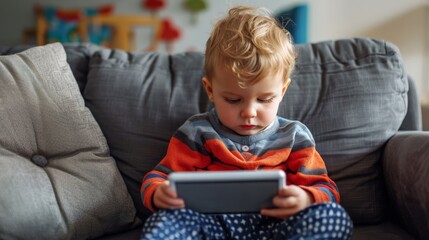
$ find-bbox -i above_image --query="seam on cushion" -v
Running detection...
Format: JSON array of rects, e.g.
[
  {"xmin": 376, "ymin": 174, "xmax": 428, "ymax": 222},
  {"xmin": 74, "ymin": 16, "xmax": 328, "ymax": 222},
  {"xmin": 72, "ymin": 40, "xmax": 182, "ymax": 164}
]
[
  {"xmin": 296, "ymin": 52, "xmax": 398, "ymax": 68},
  {"xmin": 44, "ymin": 168, "xmax": 70, "ymax": 234},
  {"xmin": 294, "ymin": 60, "xmax": 402, "ymax": 76},
  {"xmin": 299, "ymin": 39, "xmax": 397, "ymax": 68},
  {"xmin": 15, "ymin": 54, "xmax": 41, "ymax": 153}
]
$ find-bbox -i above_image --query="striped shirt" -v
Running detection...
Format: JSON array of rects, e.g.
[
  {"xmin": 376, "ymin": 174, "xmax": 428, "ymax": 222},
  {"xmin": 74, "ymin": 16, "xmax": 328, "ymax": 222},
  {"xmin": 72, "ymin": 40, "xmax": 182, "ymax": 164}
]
[{"xmin": 141, "ymin": 108, "xmax": 339, "ymax": 212}]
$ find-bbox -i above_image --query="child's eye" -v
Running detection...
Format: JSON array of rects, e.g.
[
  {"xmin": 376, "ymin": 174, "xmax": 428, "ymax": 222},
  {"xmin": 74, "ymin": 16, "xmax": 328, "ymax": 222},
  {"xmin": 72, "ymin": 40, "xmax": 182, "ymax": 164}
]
[
  {"xmin": 258, "ymin": 97, "xmax": 275, "ymax": 103},
  {"xmin": 224, "ymin": 98, "xmax": 240, "ymax": 103}
]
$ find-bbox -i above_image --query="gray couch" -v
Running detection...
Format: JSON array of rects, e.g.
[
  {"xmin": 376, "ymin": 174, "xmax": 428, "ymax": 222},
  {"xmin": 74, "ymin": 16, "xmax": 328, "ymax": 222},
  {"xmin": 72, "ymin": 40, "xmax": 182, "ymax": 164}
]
[{"xmin": 0, "ymin": 38, "xmax": 428, "ymax": 240}]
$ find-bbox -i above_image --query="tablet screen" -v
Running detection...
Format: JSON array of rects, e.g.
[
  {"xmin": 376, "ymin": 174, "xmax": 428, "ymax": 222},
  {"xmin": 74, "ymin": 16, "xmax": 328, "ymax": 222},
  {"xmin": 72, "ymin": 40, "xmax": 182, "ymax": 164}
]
[{"xmin": 169, "ymin": 170, "xmax": 286, "ymax": 214}]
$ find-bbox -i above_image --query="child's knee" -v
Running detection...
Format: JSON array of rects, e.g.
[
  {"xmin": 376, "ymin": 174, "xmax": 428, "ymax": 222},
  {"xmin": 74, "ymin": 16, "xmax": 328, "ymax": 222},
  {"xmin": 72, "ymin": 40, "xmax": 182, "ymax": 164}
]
[
  {"xmin": 308, "ymin": 202, "xmax": 353, "ymax": 239},
  {"xmin": 283, "ymin": 202, "xmax": 353, "ymax": 239}
]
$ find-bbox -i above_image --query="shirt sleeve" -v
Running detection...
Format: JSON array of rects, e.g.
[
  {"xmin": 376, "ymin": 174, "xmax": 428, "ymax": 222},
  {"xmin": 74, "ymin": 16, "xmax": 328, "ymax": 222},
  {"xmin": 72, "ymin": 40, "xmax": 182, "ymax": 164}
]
[
  {"xmin": 285, "ymin": 123, "xmax": 340, "ymax": 203},
  {"xmin": 140, "ymin": 119, "xmax": 212, "ymax": 212}
]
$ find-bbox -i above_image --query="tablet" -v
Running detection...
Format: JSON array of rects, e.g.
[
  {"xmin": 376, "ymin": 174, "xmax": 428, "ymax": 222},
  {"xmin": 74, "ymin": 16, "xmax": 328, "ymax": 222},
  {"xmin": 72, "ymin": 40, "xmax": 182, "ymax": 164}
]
[{"xmin": 168, "ymin": 170, "xmax": 286, "ymax": 214}]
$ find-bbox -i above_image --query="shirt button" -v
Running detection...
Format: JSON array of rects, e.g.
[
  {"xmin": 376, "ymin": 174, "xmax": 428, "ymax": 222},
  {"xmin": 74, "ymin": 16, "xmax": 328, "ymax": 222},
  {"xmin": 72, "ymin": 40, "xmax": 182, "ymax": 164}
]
[{"xmin": 242, "ymin": 145, "xmax": 249, "ymax": 152}]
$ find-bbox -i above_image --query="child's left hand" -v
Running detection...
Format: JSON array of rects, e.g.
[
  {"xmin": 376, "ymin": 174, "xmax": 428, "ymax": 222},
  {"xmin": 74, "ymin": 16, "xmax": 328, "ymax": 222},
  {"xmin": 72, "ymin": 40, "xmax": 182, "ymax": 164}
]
[{"xmin": 260, "ymin": 185, "xmax": 314, "ymax": 219}]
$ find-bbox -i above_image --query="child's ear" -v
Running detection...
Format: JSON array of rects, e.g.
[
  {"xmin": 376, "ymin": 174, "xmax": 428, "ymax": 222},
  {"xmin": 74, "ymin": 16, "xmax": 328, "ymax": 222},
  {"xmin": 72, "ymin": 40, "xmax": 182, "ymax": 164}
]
[
  {"xmin": 202, "ymin": 77, "xmax": 213, "ymax": 101},
  {"xmin": 281, "ymin": 78, "xmax": 291, "ymax": 96}
]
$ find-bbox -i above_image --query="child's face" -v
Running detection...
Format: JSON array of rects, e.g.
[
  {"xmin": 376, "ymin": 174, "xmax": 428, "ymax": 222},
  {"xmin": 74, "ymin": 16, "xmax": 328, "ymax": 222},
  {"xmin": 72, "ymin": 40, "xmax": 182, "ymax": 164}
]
[{"xmin": 203, "ymin": 67, "xmax": 289, "ymax": 136}]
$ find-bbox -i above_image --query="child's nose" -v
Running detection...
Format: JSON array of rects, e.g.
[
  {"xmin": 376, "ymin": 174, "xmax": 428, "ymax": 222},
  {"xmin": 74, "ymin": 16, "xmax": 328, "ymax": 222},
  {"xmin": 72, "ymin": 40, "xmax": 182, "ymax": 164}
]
[{"xmin": 241, "ymin": 104, "xmax": 257, "ymax": 118}]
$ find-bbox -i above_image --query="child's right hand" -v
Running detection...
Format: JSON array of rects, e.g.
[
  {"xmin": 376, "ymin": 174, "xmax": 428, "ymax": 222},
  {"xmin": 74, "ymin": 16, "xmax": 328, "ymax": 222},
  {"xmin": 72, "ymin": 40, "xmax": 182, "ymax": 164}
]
[{"xmin": 153, "ymin": 181, "xmax": 185, "ymax": 209}]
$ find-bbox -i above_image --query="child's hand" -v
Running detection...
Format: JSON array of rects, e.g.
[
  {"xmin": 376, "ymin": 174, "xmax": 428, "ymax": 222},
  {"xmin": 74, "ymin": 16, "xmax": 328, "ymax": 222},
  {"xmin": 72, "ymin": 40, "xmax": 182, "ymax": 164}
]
[
  {"xmin": 153, "ymin": 181, "xmax": 185, "ymax": 209},
  {"xmin": 260, "ymin": 185, "xmax": 314, "ymax": 219}
]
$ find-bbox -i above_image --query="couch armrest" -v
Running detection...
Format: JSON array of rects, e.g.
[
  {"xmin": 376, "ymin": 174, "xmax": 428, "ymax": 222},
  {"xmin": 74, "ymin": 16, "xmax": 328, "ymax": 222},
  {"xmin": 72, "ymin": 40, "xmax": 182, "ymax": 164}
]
[{"xmin": 383, "ymin": 131, "xmax": 429, "ymax": 239}]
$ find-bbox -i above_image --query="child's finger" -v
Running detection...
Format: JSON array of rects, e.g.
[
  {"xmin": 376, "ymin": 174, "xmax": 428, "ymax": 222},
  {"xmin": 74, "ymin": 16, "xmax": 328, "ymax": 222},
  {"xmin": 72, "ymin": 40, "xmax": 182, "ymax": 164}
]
[
  {"xmin": 160, "ymin": 182, "xmax": 178, "ymax": 198},
  {"xmin": 278, "ymin": 185, "xmax": 300, "ymax": 197},
  {"xmin": 272, "ymin": 195, "xmax": 298, "ymax": 208},
  {"xmin": 157, "ymin": 195, "xmax": 185, "ymax": 209}
]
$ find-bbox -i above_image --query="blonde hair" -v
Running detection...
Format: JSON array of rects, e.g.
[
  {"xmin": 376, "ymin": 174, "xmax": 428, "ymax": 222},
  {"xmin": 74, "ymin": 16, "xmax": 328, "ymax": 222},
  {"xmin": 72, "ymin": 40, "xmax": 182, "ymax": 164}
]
[{"xmin": 205, "ymin": 6, "xmax": 296, "ymax": 88}]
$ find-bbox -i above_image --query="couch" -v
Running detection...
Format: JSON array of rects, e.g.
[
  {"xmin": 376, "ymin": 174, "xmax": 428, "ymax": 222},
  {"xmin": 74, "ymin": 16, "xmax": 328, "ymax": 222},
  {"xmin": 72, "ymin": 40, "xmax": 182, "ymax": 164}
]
[{"xmin": 0, "ymin": 37, "xmax": 428, "ymax": 240}]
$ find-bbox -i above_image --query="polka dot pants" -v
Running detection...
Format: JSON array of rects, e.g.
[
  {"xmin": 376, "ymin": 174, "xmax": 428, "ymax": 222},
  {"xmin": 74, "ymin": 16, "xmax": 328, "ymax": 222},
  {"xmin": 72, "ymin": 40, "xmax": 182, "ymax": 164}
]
[{"xmin": 140, "ymin": 202, "xmax": 353, "ymax": 240}]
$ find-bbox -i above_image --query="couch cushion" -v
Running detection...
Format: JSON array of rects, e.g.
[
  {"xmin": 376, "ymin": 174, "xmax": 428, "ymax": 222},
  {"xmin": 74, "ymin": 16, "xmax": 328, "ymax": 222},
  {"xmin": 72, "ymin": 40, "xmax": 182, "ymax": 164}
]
[
  {"xmin": 279, "ymin": 38, "xmax": 408, "ymax": 224},
  {"xmin": 84, "ymin": 49, "xmax": 210, "ymax": 219},
  {"xmin": 384, "ymin": 132, "xmax": 429, "ymax": 240},
  {"xmin": 0, "ymin": 43, "xmax": 139, "ymax": 239},
  {"xmin": 0, "ymin": 43, "xmax": 100, "ymax": 93}
]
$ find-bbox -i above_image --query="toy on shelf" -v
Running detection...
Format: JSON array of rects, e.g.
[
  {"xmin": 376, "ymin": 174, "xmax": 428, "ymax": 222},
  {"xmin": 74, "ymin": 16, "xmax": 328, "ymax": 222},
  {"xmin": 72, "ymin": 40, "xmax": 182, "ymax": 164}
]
[
  {"xmin": 142, "ymin": 0, "xmax": 166, "ymax": 15},
  {"xmin": 159, "ymin": 18, "xmax": 181, "ymax": 53},
  {"xmin": 32, "ymin": 4, "xmax": 114, "ymax": 46},
  {"xmin": 27, "ymin": 4, "xmax": 163, "ymax": 52},
  {"xmin": 183, "ymin": 0, "xmax": 208, "ymax": 25},
  {"xmin": 79, "ymin": 15, "xmax": 162, "ymax": 51}
]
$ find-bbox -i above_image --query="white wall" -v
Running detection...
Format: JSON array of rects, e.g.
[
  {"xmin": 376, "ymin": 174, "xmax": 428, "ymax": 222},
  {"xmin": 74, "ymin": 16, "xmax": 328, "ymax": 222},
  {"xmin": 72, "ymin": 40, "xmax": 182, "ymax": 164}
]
[{"xmin": 0, "ymin": 0, "xmax": 428, "ymax": 103}]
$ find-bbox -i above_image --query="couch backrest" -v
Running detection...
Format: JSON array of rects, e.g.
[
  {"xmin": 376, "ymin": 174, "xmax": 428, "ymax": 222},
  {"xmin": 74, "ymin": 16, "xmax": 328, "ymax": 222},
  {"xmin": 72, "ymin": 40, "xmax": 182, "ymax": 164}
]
[
  {"xmin": 0, "ymin": 38, "xmax": 412, "ymax": 225},
  {"xmin": 280, "ymin": 38, "xmax": 408, "ymax": 224}
]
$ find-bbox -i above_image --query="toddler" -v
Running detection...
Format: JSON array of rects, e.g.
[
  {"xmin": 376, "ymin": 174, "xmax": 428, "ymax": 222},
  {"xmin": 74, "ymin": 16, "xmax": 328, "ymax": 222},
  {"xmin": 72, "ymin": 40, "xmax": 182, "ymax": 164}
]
[{"xmin": 140, "ymin": 6, "xmax": 353, "ymax": 240}]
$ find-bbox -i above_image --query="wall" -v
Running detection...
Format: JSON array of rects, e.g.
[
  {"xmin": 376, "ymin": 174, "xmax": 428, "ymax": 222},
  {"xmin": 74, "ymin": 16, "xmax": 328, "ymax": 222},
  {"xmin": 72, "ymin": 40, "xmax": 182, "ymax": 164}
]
[{"xmin": 0, "ymin": 0, "xmax": 428, "ymax": 107}]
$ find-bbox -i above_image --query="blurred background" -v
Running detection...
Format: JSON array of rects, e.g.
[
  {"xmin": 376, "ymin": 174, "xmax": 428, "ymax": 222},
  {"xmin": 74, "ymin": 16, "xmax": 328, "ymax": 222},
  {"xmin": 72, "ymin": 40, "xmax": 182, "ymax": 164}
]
[{"xmin": 0, "ymin": 0, "xmax": 428, "ymax": 127}]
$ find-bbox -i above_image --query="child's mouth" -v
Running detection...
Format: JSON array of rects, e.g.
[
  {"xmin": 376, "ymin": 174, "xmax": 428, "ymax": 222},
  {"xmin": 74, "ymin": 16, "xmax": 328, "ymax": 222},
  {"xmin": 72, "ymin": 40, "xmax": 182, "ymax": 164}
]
[{"xmin": 240, "ymin": 125, "xmax": 256, "ymax": 130}]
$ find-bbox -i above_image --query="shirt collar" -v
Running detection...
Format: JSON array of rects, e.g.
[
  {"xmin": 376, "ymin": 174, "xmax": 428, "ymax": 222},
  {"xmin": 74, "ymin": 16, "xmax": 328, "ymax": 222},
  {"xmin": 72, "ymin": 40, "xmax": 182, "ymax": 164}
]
[{"xmin": 208, "ymin": 108, "xmax": 280, "ymax": 145}]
